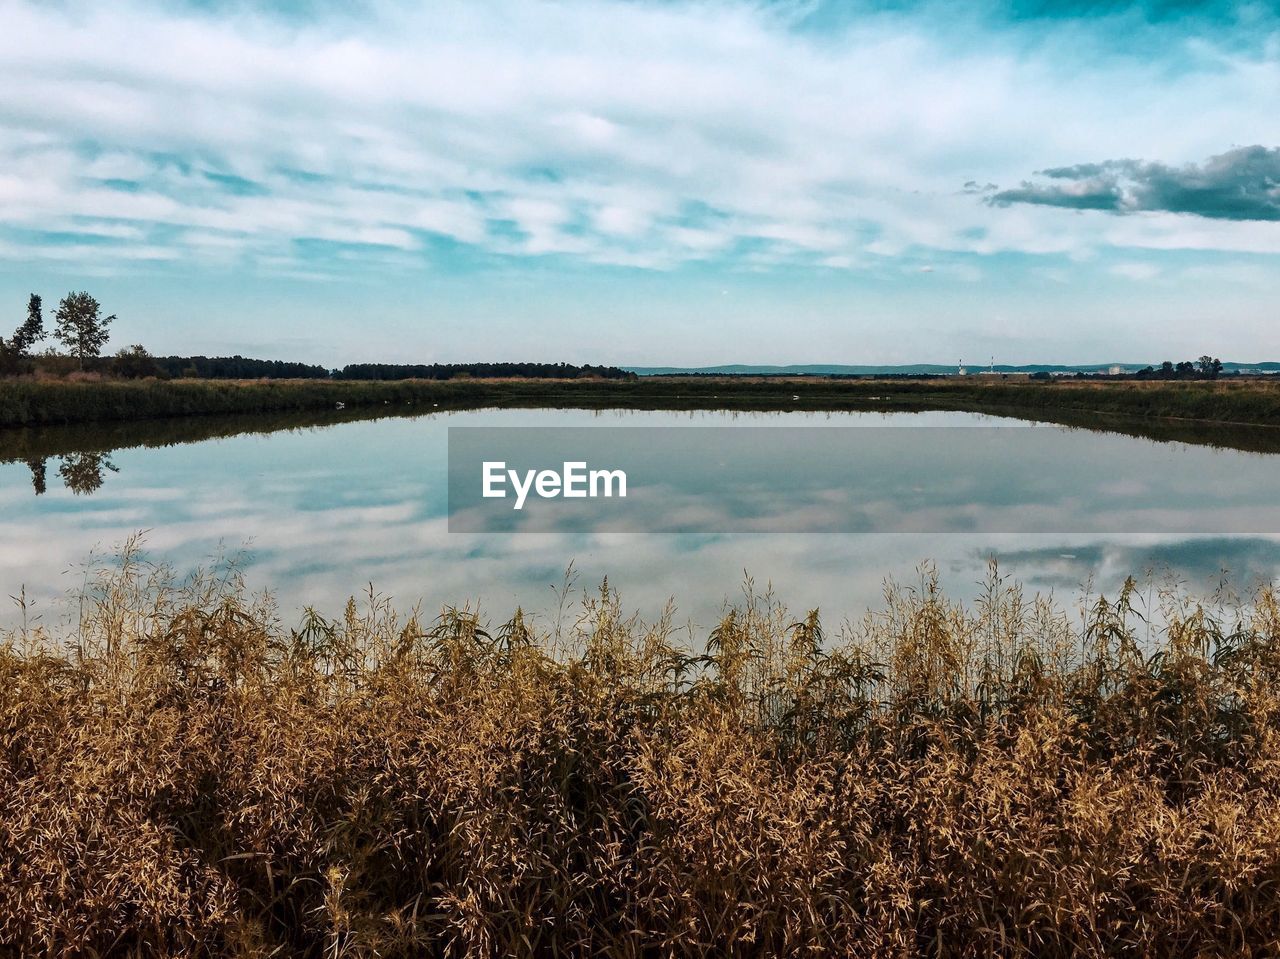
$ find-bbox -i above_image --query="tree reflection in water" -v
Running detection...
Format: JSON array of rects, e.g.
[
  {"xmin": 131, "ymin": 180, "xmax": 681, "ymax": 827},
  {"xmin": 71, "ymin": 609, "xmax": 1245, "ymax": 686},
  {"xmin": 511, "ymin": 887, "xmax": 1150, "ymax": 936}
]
[
  {"xmin": 25, "ymin": 457, "xmax": 46, "ymax": 495},
  {"xmin": 57, "ymin": 452, "xmax": 119, "ymax": 495},
  {"xmin": 22, "ymin": 452, "xmax": 120, "ymax": 496}
]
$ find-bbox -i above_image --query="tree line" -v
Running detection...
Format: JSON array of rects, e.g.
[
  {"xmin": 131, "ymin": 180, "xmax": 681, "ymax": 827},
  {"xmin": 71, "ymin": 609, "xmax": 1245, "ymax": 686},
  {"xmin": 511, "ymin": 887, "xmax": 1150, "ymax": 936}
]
[
  {"xmin": 1134, "ymin": 357, "xmax": 1225, "ymax": 380},
  {"xmin": 332, "ymin": 362, "xmax": 634, "ymax": 381},
  {"xmin": 140, "ymin": 359, "xmax": 635, "ymax": 381},
  {"xmin": 152, "ymin": 355, "xmax": 330, "ymax": 380},
  {"xmin": 3, "ymin": 292, "xmax": 634, "ymax": 382},
  {"xmin": 0, "ymin": 292, "xmax": 1234, "ymax": 386}
]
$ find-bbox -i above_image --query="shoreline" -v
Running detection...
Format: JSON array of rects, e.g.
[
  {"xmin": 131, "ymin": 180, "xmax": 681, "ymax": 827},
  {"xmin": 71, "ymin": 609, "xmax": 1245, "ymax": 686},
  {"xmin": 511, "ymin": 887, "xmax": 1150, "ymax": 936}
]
[{"xmin": 2, "ymin": 375, "xmax": 1279, "ymax": 438}]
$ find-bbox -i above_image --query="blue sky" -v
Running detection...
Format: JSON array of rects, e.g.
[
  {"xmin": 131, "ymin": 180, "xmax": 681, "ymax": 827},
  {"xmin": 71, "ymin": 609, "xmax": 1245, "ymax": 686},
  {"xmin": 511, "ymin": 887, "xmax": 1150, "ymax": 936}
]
[{"xmin": 0, "ymin": 0, "xmax": 1277, "ymax": 366}]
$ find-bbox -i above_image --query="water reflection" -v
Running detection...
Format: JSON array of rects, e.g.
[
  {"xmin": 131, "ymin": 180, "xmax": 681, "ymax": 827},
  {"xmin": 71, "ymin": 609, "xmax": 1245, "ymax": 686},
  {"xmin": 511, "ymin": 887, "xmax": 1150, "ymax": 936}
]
[
  {"xmin": 26, "ymin": 457, "xmax": 45, "ymax": 496},
  {"xmin": 24, "ymin": 453, "xmax": 120, "ymax": 496},
  {"xmin": 1, "ymin": 404, "xmax": 1278, "ymax": 630},
  {"xmin": 3, "ymin": 396, "xmax": 1280, "ymax": 502},
  {"xmin": 447, "ymin": 426, "xmax": 1280, "ymax": 535}
]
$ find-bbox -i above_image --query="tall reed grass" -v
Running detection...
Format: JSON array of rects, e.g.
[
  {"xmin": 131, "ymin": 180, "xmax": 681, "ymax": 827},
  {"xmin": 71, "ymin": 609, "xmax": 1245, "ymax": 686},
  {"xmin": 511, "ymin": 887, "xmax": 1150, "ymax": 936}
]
[{"xmin": 4, "ymin": 545, "xmax": 1280, "ymax": 956}]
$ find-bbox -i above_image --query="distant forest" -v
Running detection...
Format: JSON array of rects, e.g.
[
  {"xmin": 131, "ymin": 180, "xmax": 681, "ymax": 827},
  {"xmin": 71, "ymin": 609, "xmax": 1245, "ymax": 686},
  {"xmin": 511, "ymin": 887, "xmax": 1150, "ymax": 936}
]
[
  {"xmin": 154, "ymin": 355, "xmax": 328, "ymax": 379},
  {"xmin": 150, "ymin": 357, "xmax": 636, "ymax": 381},
  {"xmin": 335, "ymin": 362, "xmax": 635, "ymax": 381},
  {"xmin": 5, "ymin": 293, "xmax": 635, "ymax": 382}
]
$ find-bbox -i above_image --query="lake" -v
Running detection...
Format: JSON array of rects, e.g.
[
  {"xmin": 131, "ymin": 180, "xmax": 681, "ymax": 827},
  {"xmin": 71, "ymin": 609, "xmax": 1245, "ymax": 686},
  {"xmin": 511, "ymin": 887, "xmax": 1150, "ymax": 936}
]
[{"xmin": 3, "ymin": 406, "xmax": 1279, "ymax": 633}]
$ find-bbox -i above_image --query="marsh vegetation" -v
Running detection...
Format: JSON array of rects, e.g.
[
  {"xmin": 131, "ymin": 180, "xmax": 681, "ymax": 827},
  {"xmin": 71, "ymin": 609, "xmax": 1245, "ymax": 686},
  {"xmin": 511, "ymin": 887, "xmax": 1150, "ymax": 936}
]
[
  {"xmin": 4, "ymin": 374, "xmax": 1280, "ymax": 436},
  {"xmin": 4, "ymin": 544, "xmax": 1280, "ymax": 956}
]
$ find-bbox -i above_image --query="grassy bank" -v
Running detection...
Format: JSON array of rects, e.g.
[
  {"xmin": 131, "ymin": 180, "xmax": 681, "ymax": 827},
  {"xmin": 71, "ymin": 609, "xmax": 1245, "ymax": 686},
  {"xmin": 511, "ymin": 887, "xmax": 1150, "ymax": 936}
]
[
  {"xmin": 629, "ymin": 375, "xmax": 1280, "ymax": 425},
  {"xmin": 3, "ymin": 375, "xmax": 1280, "ymax": 430},
  {"xmin": 855, "ymin": 376, "xmax": 1280, "ymax": 425},
  {"xmin": 0, "ymin": 378, "xmax": 585, "ymax": 428},
  {"xmin": 4, "ymin": 551, "xmax": 1280, "ymax": 956},
  {"xmin": 0, "ymin": 401, "xmax": 491, "ymax": 465}
]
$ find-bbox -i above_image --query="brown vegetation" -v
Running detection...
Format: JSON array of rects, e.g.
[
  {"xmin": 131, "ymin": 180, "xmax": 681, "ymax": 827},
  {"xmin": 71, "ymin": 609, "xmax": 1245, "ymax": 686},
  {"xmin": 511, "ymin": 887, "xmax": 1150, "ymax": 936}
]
[{"xmin": 4, "ymin": 546, "xmax": 1280, "ymax": 956}]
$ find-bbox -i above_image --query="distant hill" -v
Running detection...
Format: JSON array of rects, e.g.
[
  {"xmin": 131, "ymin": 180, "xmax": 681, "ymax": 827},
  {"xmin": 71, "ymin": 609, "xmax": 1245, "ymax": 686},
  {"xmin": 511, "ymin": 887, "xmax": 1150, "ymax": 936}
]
[{"xmin": 627, "ymin": 362, "xmax": 1280, "ymax": 376}]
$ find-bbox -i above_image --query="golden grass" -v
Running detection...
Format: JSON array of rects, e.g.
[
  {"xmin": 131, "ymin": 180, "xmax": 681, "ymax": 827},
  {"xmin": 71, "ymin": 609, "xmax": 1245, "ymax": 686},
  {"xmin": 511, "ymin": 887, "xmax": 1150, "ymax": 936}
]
[{"xmin": 4, "ymin": 544, "xmax": 1280, "ymax": 956}]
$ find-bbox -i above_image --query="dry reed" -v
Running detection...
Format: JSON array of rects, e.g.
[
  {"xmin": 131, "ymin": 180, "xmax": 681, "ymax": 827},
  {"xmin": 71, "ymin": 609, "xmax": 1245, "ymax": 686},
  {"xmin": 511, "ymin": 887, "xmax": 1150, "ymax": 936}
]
[{"xmin": 4, "ymin": 541, "xmax": 1280, "ymax": 957}]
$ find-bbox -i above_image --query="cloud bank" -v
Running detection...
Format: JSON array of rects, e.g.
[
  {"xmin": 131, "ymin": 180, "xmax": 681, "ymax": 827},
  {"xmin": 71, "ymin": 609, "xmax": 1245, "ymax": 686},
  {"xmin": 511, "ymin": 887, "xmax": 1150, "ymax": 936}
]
[
  {"xmin": 991, "ymin": 146, "xmax": 1280, "ymax": 220},
  {"xmin": 0, "ymin": 0, "xmax": 1278, "ymax": 280}
]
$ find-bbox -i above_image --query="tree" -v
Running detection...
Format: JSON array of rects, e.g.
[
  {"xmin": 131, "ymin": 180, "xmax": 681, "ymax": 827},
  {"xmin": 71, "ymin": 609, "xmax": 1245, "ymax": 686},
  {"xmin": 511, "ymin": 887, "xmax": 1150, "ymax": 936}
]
[
  {"xmin": 0, "ymin": 294, "xmax": 46, "ymax": 373},
  {"xmin": 54, "ymin": 291, "xmax": 114, "ymax": 369},
  {"xmin": 10, "ymin": 294, "xmax": 44, "ymax": 356},
  {"xmin": 1198, "ymin": 355, "xmax": 1223, "ymax": 379},
  {"xmin": 112, "ymin": 344, "xmax": 162, "ymax": 379}
]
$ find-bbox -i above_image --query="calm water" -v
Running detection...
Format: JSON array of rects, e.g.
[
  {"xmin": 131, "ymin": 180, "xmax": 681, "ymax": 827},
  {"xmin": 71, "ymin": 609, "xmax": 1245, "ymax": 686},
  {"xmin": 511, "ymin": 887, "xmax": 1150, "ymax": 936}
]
[{"xmin": 4, "ymin": 406, "xmax": 1280, "ymax": 632}]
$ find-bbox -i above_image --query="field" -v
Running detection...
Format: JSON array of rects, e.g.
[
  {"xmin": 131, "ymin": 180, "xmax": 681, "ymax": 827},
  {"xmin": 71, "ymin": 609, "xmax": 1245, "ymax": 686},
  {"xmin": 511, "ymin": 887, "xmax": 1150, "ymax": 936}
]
[
  {"xmin": 3, "ymin": 375, "xmax": 1280, "ymax": 430},
  {"xmin": 4, "ymin": 546, "xmax": 1280, "ymax": 956}
]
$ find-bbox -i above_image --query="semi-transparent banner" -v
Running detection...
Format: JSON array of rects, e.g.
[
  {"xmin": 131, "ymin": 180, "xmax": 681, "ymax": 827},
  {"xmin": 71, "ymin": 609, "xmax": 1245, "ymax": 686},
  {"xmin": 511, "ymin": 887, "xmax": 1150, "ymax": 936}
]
[{"xmin": 447, "ymin": 425, "xmax": 1279, "ymax": 534}]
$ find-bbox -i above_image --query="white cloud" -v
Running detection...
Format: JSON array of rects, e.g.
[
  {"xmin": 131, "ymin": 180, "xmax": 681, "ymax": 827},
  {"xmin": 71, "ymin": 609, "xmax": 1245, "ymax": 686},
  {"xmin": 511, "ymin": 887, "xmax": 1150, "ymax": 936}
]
[
  {"xmin": 1109, "ymin": 262, "xmax": 1161, "ymax": 281},
  {"xmin": 0, "ymin": 0, "xmax": 1277, "ymax": 278}
]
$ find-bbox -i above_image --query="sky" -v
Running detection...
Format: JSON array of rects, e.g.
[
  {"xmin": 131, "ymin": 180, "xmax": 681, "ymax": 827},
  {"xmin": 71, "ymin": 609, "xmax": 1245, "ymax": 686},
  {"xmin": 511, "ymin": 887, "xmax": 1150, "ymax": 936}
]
[{"xmin": 0, "ymin": 0, "xmax": 1277, "ymax": 366}]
